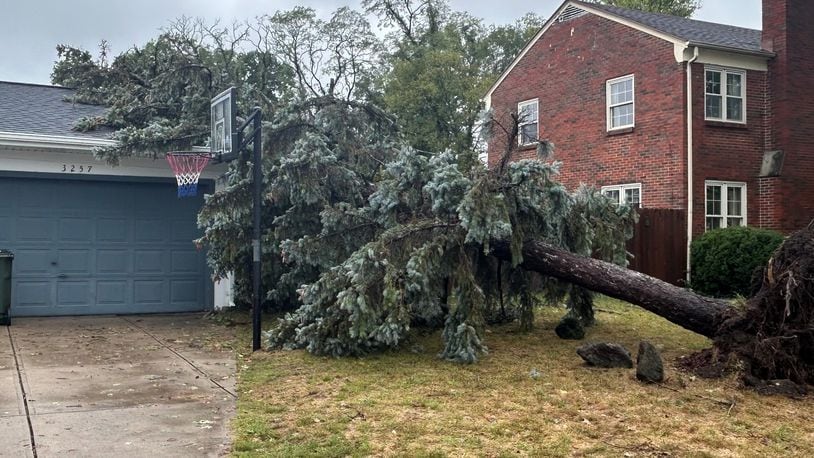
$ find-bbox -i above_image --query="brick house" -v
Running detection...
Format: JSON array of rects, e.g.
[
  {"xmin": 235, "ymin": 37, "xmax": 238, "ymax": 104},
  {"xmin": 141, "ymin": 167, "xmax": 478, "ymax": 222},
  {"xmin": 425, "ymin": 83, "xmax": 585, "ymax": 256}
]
[{"xmin": 485, "ymin": 0, "xmax": 814, "ymax": 278}]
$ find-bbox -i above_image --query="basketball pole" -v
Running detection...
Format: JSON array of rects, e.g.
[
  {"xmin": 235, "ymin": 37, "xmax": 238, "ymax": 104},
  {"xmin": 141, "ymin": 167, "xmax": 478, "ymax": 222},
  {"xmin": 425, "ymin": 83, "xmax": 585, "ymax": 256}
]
[
  {"xmin": 250, "ymin": 108, "xmax": 263, "ymax": 352},
  {"xmin": 234, "ymin": 106, "xmax": 264, "ymax": 352}
]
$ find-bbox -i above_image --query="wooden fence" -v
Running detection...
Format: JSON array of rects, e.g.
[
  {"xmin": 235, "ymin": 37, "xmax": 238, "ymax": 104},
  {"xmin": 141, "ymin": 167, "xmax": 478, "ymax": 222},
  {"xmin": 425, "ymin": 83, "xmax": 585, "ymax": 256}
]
[{"xmin": 627, "ymin": 208, "xmax": 687, "ymax": 286}]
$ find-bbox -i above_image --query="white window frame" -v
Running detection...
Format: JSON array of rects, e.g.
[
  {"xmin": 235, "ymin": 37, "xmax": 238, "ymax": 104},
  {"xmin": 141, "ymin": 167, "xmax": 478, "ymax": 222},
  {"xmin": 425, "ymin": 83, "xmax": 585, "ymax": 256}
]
[
  {"xmin": 601, "ymin": 183, "xmax": 642, "ymax": 207},
  {"xmin": 606, "ymin": 74, "xmax": 635, "ymax": 131},
  {"xmin": 704, "ymin": 67, "xmax": 746, "ymax": 124},
  {"xmin": 517, "ymin": 99, "xmax": 539, "ymax": 146},
  {"xmin": 705, "ymin": 180, "xmax": 747, "ymax": 230}
]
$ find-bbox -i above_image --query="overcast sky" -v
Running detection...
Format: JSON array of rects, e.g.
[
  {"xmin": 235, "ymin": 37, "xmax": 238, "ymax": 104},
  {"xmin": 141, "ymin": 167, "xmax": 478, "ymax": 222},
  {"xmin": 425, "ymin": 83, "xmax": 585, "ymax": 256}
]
[{"xmin": 0, "ymin": 0, "xmax": 762, "ymax": 85}]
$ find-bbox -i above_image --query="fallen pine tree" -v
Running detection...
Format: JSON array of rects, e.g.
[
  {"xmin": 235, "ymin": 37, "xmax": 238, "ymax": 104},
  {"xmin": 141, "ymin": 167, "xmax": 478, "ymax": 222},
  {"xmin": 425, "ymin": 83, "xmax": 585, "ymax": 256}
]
[
  {"xmin": 494, "ymin": 221, "xmax": 814, "ymax": 393},
  {"xmin": 257, "ymin": 112, "xmax": 812, "ymax": 394}
]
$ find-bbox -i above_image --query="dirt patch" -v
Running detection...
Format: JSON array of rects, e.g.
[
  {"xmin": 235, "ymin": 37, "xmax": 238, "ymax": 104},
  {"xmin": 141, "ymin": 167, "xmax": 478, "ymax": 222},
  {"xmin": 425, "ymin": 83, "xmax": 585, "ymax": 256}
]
[{"xmin": 676, "ymin": 348, "xmax": 737, "ymax": 379}]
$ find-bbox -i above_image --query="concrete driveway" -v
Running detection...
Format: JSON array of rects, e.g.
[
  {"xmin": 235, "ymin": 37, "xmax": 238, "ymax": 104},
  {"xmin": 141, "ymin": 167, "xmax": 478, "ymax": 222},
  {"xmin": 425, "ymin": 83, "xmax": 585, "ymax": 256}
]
[{"xmin": 1, "ymin": 314, "xmax": 236, "ymax": 457}]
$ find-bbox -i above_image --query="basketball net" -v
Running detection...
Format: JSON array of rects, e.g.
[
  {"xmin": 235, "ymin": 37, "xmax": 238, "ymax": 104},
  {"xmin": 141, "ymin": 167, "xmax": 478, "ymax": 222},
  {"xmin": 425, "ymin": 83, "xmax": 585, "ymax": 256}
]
[{"xmin": 166, "ymin": 152, "xmax": 212, "ymax": 197}]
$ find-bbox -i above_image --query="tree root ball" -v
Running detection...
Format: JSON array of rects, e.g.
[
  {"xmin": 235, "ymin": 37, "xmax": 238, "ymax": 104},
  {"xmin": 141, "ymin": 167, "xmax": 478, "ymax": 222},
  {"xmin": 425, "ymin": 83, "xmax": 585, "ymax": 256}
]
[{"xmin": 714, "ymin": 223, "xmax": 814, "ymax": 389}]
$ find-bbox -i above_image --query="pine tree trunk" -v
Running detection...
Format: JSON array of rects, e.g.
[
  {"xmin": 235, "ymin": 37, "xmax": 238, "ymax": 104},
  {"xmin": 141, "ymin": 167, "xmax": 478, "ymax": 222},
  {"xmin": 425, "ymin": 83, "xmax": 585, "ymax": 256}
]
[{"xmin": 492, "ymin": 240, "xmax": 728, "ymax": 338}]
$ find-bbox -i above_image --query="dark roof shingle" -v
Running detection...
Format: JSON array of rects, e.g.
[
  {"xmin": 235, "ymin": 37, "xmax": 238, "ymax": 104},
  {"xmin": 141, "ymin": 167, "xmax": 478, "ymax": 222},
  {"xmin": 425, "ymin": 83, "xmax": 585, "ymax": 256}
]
[
  {"xmin": 0, "ymin": 81, "xmax": 112, "ymax": 139},
  {"xmin": 574, "ymin": 1, "xmax": 765, "ymax": 54}
]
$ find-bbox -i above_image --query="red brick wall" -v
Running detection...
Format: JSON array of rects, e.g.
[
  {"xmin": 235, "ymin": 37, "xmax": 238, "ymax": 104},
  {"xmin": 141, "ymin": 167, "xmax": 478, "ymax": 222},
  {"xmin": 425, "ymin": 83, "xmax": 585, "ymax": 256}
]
[
  {"xmin": 758, "ymin": 177, "xmax": 783, "ymax": 229},
  {"xmin": 763, "ymin": 0, "xmax": 814, "ymax": 232},
  {"xmin": 487, "ymin": 13, "xmax": 687, "ymax": 209},
  {"xmin": 690, "ymin": 65, "xmax": 768, "ymax": 235}
]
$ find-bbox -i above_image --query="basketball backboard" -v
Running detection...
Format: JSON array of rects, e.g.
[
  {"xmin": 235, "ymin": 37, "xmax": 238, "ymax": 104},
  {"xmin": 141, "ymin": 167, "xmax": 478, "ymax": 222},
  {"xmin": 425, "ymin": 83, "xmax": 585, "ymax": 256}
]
[{"xmin": 210, "ymin": 87, "xmax": 237, "ymax": 158}]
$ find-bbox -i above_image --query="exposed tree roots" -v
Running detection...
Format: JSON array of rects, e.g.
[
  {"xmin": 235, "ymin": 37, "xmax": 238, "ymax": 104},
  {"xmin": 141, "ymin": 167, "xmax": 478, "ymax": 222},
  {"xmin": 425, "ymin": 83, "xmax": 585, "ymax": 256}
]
[{"xmin": 714, "ymin": 222, "xmax": 814, "ymax": 392}]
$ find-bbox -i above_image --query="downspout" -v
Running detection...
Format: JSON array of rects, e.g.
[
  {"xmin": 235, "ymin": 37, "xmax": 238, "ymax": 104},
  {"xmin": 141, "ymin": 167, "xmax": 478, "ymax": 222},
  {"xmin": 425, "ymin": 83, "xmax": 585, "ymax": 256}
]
[{"xmin": 686, "ymin": 46, "xmax": 699, "ymax": 284}]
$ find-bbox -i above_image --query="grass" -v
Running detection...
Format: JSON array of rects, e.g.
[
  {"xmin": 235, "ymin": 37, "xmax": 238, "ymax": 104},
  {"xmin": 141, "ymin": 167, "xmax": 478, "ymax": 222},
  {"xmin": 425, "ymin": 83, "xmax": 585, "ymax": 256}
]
[{"xmin": 231, "ymin": 298, "xmax": 814, "ymax": 457}]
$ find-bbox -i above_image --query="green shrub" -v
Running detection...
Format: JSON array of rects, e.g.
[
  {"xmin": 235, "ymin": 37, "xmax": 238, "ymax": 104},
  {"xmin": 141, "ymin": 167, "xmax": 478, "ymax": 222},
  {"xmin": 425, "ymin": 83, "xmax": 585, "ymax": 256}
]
[{"xmin": 690, "ymin": 226, "xmax": 784, "ymax": 297}]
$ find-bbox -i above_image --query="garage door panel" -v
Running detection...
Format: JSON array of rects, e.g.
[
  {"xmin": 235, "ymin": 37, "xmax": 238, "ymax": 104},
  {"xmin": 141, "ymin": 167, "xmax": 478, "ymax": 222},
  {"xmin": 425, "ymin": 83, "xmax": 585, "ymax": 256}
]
[
  {"xmin": 134, "ymin": 219, "xmax": 166, "ymax": 243},
  {"xmin": 134, "ymin": 250, "xmax": 164, "ymax": 274},
  {"xmin": 97, "ymin": 218, "xmax": 129, "ymax": 243},
  {"xmin": 134, "ymin": 280, "xmax": 165, "ymax": 304},
  {"xmin": 170, "ymin": 250, "xmax": 200, "ymax": 274},
  {"xmin": 132, "ymin": 186, "xmax": 168, "ymax": 212},
  {"xmin": 97, "ymin": 280, "xmax": 129, "ymax": 305},
  {"xmin": 58, "ymin": 182, "xmax": 103, "ymax": 208},
  {"xmin": 15, "ymin": 281, "xmax": 52, "ymax": 307},
  {"xmin": 59, "ymin": 217, "xmax": 94, "ymax": 242},
  {"xmin": 0, "ymin": 181, "xmax": 14, "ymax": 205},
  {"xmin": 91, "ymin": 186, "xmax": 130, "ymax": 212},
  {"xmin": 56, "ymin": 281, "xmax": 92, "ymax": 307},
  {"xmin": 171, "ymin": 280, "xmax": 199, "ymax": 303},
  {"xmin": 18, "ymin": 185, "xmax": 53, "ymax": 209},
  {"xmin": 58, "ymin": 249, "xmax": 92, "ymax": 274},
  {"xmin": 16, "ymin": 217, "xmax": 54, "ymax": 242},
  {"xmin": 170, "ymin": 219, "xmax": 198, "ymax": 242},
  {"xmin": 13, "ymin": 249, "xmax": 52, "ymax": 275},
  {"xmin": 96, "ymin": 250, "xmax": 130, "ymax": 275}
]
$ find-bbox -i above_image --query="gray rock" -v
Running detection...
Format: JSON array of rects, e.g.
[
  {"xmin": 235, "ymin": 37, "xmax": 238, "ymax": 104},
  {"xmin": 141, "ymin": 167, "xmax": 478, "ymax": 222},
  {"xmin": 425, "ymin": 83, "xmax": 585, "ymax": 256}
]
[
  {"xmin": 636, "ymin": 341, "xmax": 664, "ymax": 382},
  {"xmin": 576, "ymin": 342, "xmax": 633, "ymax": 368},
  {"xmin": 555, "ymin": 316, "xmax": 585, "ymax": 340}
]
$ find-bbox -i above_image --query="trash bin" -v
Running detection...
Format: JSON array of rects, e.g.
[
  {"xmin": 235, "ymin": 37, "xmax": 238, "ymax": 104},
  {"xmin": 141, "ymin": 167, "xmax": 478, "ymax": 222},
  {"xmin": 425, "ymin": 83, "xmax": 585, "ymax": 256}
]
[{"xmin": 0, "ymin": 250, "xmax": 12, "ymax": 326}]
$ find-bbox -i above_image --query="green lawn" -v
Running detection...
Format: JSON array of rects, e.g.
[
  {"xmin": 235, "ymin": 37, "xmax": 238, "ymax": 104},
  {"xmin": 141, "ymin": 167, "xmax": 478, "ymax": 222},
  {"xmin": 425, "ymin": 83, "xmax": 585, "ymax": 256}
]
[{"xmin": 230, "ymin": 298, "xmax": 814, "ymax": 457}]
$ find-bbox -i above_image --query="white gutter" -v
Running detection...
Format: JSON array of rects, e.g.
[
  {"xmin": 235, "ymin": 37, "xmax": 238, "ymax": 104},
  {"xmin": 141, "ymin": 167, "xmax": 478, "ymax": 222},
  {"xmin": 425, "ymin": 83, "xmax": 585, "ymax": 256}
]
[
  {"xmin": 685, "ymin": 41, "xmax": 775, "ymax": 59},
  {"xmin": 0, "ymin": 131, "xmax": 116, "ymax": 152},
  {"xmin": 686, "ymin": 46, "xmax": 699, "ymax": 283}
]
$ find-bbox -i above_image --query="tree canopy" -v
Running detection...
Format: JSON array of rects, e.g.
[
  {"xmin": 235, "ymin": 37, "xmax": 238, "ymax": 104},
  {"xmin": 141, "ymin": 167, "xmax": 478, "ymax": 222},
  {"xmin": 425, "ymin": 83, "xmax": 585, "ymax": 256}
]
[
  {"xmin": 365, "ymin": 1, "xmax": 543, "ymax": 162},
  {"xmin": 590, "ymin": 0, "xmax": 702, "ymax": 17}
]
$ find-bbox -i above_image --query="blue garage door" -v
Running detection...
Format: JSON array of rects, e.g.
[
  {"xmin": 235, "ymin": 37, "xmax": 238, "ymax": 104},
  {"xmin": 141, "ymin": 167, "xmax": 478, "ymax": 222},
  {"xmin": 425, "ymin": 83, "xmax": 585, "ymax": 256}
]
[{"xmin": 0, "ymin": 175, "xmax": 211, "ymax": 316}]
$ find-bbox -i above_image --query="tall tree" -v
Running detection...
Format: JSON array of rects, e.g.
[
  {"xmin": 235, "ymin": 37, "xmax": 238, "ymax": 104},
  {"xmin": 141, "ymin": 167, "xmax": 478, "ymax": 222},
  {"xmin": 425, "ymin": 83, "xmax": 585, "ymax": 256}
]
[
  {"xmin": 365, "ymin": 0, "xmax": 543, "ymax": 165},
  {"xmin": 590, "ymin": 0, "xmax": 702, "ymax": 17},
  {"xmin": 251, "ymin": 7, "xmax": 382, "ymax": 101},
  {"xmin": 482, "ymin": 13, "xmax": 547, "ymax": 78}
]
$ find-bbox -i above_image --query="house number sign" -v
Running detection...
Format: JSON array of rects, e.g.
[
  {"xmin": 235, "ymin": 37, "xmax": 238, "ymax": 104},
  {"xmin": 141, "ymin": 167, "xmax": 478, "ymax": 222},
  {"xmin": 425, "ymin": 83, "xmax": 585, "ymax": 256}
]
[{"xmin": 60, "ymin": 164, "xmax": 94, "ymax": 173}]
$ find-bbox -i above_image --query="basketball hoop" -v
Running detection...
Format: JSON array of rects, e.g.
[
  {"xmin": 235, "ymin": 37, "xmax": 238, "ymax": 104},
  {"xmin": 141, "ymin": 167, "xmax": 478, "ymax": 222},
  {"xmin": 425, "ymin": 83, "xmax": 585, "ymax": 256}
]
[{"xmin": 166, "ymin": 151, "xmax": 212, "ymax": 197}]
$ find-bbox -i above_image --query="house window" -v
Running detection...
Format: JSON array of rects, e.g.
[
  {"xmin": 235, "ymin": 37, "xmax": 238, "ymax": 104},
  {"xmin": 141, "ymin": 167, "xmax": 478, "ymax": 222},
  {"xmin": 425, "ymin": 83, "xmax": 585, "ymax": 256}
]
[
  {"xmin": 601, "ymin": 183, "xmax": 642, "ymax": 207},
  {"xmin": 606, "ymin": 75, "xmax": 635, "ymax": 130},
  {"xmin": 705, "ymin": 181, "xmax": 746, "ymax": 230},
  {"xmin": 517, "ymin": 99, "xmax": 538, "ymax": 145},
  {"xmin": 705, "ymin": 68, "xmax": 745, "ymax": 123}
]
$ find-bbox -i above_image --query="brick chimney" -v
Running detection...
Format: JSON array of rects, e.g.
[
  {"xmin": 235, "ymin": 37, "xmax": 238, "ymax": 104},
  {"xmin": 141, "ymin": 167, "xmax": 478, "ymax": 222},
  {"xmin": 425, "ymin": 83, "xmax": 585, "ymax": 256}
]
[{"xmin": 760, "ymin": 0, "xmax": 814, "ymax": 232}]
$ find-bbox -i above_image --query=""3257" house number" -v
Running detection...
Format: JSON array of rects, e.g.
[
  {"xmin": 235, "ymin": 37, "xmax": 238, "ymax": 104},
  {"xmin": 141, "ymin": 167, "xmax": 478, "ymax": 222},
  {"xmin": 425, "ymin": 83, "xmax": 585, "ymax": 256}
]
[{"xmin": 61, "ymin": 164, "xmax": 94, "ymax": 173}]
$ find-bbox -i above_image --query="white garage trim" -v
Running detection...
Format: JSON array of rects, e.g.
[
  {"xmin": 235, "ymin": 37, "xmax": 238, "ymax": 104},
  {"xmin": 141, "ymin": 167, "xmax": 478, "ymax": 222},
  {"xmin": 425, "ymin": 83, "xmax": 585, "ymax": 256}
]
[{"xmin": 0, "ymin": 140, "xmax": 227, "ymax": 180}]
